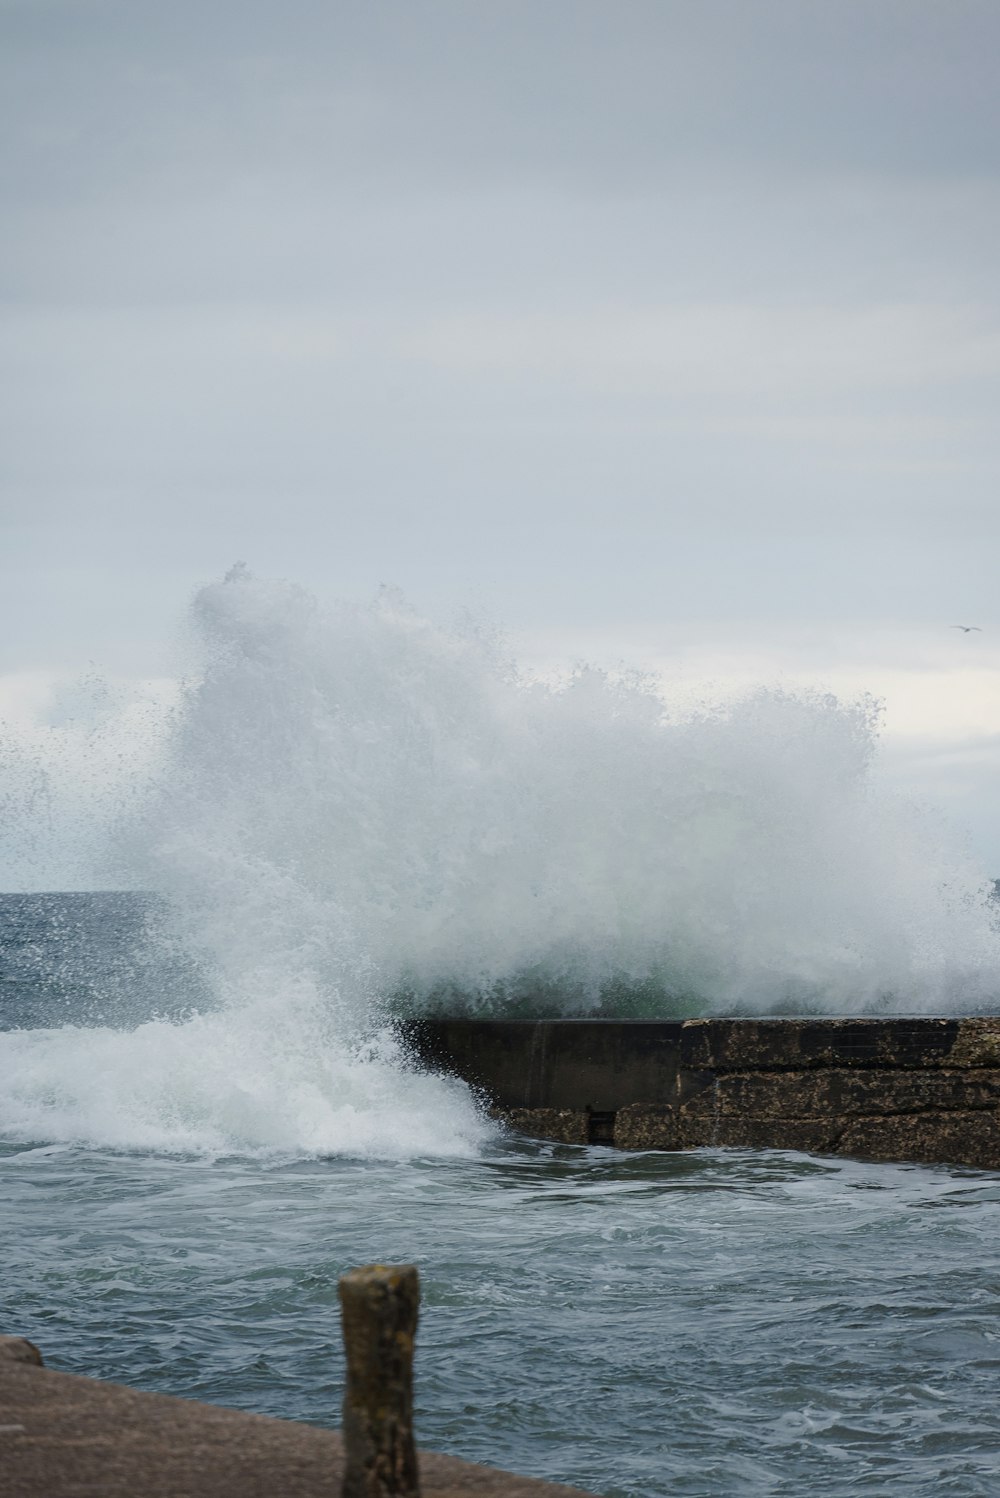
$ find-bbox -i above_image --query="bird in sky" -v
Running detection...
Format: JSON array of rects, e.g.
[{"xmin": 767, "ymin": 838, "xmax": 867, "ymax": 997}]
[{"xmin": 950, "ymin": 624, "xmax": 982, "ymax": 632}]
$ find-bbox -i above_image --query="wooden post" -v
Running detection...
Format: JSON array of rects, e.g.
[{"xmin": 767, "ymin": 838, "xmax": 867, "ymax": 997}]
[{"xmin": 339, "ymin": 1264, "xmax": 420, "ymax": 1498}]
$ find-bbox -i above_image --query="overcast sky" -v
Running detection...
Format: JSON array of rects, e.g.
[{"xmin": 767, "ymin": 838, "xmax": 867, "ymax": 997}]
[{"xmin": 2, "ymin": 0, "xmax": 999, "ymax": 878}]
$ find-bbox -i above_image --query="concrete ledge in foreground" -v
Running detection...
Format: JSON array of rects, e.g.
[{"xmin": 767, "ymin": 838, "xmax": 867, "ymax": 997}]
[
  {"xmin": 408, "ymin": 1017, "xmax": 1000, "ymax": 1169},
  {"xmin": 0, "ymin": 1342, "xmax": 596, "ymax": 1498}
]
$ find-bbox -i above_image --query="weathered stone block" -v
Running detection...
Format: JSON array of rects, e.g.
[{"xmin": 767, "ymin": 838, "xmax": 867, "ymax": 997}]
[
  {"xmin": 681, "ymin": 1068, "xmax": 1000, "ymax": 1120},
  {"xmin": 679, "ymin": 1018, "xmax": 961, "ymax": 1071},
  {"xmin": 612, "ymin": 1105, "xmax": 682, "ymax": 1151},
  {"xmin": 496, "ymin": 1108, "xmax": 590, "ymax": 1145},
  {"xmin": 836, "ymin": 1111, "xmax": 1000, "ymax": 1171},
  {"xmin": 694, "ymin": 1116, "xmax": 841, "ymax": 1154},
  {"xmin": 951, "ymin": 1018, "xmax": 1000, "ymax": 1068}
]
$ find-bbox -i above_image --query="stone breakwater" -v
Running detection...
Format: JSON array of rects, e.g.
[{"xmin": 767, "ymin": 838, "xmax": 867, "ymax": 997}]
[{"xmin": 408, "ymin": 1018, "xmax": 1000, "ymax": 1169}]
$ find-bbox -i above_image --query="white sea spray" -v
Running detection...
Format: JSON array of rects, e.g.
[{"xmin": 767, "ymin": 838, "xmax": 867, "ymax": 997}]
[
  {"xmin": 129, "ymin": 568, "xmax": 1000, "ymax": 1016},
  {"xmin": 1, "ymin": 567, "xmax": 998, "ymax": 1155}
]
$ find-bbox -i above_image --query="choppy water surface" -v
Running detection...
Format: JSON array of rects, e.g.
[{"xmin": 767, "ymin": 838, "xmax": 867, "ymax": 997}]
[
  {"xmin": 3, "ymin": 569, "xmax": 1000, "ymax": 1495},
  {"xmin": 3, "ymin": 1137, "xmax": 1000, "ymax": 1497}
]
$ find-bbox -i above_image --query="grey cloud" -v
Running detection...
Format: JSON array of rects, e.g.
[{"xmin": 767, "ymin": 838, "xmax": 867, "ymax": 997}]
[
  {"xmin": 5, "ymin": 0, "xmax": 1000, "ymax": 211},
  {"xmin": 1, "ymin": 0, "xmax": 999, "ymax": 868},
  {"xmin": 6, "ymin": 175, "xmax": 1000, "ymax": 311},
  {"xmin": 5, "ymin": 0, "xmax": 1000, "ymax": 311}
]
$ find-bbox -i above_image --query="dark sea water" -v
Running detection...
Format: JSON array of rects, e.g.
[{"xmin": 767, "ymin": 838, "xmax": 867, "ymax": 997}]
[
  {"xmin": 0, "ymin": 890, "xmax": 206, "ymax": 1030},
  {"xmin": 2, "ymin": 892, "xmax": 1000, "ymax": 1497}
]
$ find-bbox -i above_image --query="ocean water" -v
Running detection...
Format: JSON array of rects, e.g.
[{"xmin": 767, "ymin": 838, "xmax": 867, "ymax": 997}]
[
  {"xmin": 2, "ymin": 896, "xmax": 1000, "ymax": 1497},
  {"xmin": 2, "ymin": 572, "xmax": 1000, "ymax": 1494}
]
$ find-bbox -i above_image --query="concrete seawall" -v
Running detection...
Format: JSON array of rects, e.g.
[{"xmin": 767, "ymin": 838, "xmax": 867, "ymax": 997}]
[{"xmin": 408, "ymin": 1017, "xmax": 1000, "ymax": 1169}]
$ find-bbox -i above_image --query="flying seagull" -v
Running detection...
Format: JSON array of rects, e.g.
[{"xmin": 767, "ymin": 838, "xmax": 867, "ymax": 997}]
[{"xmin": 950, "ymin": 624, "xmax": 982, "ymax": 632}]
